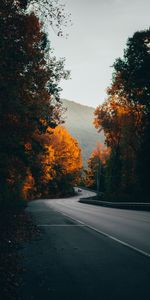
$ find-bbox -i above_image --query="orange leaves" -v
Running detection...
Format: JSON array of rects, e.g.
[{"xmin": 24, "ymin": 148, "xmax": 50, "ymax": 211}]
[
  {"xmin": 42, "ymin": 125, "xmax": 82, "ymax": 185},
  {"xmin": 93, "ymin": 143, "xmax": 110, "ymax": 166},
  {"xmin": 22, "ymin": 171, "xmax": 35, "ymax": 200},
  {"xmin": 0, "ymin": 0, "xmax": 71, "ymax": 203},
  {"xmin": 24, "ymin": 143, "xmax": 32, "ymax": 151},
  {"xmin": 94, "ymin": 93, "xmax": 144, "ymax": 198},
  {"xmin": 84, "ymin": 143, "xmax": 110, "ymax": 188},
  {"xmin": 41, "ymin": 144, "xmax": 55, "ymax": 183},
  {"xmin": 94, "ymin": 95, "xmax": 143, "ymax": 149},
  {"xmin": 51, "ymin": 126, "xmax": 82, "ymax": 172}
]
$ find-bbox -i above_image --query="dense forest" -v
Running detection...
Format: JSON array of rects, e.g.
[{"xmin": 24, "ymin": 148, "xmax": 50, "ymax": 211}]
[
  {"xmin": 85, "ymin": 29, "xmax": 150, "ymax": 203},
  {"xmin": 0, "ymin": 1, "xmax": 150, "ymax": 207},
  {"xmin": 1, "ymin": 3, "xmax": 150, "ymax": 300},
  {"xmin": 0, "ymin": 0, "xmax": 82, "ymax": 207}
]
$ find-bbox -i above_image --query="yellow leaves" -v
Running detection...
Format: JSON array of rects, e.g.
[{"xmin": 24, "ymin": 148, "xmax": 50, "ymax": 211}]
[
  {"xmin": 22, "ymin": 125, "xmax": 82, "ymax": 197},
  {"xmin": 92, "ymin": 142, "xmax": 110, "ymax": 166},
  {"xmin": 94, "ymin": 94, "xmax": 144, "ymax": 149},
  {"xmin": 42, "ymin": 125, "xmax": 82, "ymax": 184}
]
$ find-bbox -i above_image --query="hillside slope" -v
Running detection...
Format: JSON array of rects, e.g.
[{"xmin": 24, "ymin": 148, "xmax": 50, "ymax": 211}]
[{"xmin": 62, "ymin": 99, "xmax": 104, "ymax": 166}]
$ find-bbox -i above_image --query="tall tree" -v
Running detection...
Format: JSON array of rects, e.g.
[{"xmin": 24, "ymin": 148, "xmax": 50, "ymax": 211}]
[
  {"xmin": 110, "ymin": 30, "xmax": 150, "ymax": 109},
  {"xmin": 94, "ymin": 29, "xmax": 150, "ymax": 201},
  {"xmin": 40, "ymin": 125, "xmax": 82, "ymax": 197},
  {"xmin": 110, "ymin": 29, "xmax": 150, "ymax": 201},
  {"xmin": 0, "ymin": 0, "xmax": 69, "ymax": 205},
  {"xmin": 84, "ymin": 143, "xmax": 109, "ymax": 193}
]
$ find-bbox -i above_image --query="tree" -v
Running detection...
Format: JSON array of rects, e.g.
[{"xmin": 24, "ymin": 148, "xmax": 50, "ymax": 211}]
[
  {"xmin": 27, "ymin": 0, "xmax": 72, "ymax": 37},
  {"xmin": 40, "ymin": 126, "xmax": 82, "ymax": 197},
  {"xmin": 84, "ymin": 143, "xmax": 109, "ymax": 194},
  {"xmin": 0, "ymin": 0, "xmax": 69, "ymax": 205},
  {"xmin": 94, "ymin": 29, "xmax": 150, "ymax": 201},
  {"xmin": 94, "ymin": 96, "xmax": 143, "ymax": 201},
  {"xmin": 110, "ymin": 30, "xmax": 150, "ymax": 109},
  {"xmin": 110, "ymin": 29, "xmax": 150, "ymax": 201}
]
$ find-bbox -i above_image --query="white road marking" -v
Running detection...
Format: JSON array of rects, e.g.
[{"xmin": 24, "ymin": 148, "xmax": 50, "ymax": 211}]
[
  {"xmin": 51, "ymin": 207, "xmax": 150, "ymax": 259},
  {"xmin": 37, "ymin": 224, "xmax": 85, "ymax": 227}
]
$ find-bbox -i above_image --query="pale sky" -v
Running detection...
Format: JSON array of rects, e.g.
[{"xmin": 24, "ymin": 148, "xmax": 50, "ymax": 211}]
[{"xmin": 48, "ymin": 0, "xmax": 150, "ymax": 107}]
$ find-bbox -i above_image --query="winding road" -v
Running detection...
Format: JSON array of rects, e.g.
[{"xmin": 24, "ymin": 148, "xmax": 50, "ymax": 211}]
[
  {"xmin": 44, "ymin": 188, "xmax": 150, "ymax": 257},
  {"xmin": 19, "ymin": 189, "xmax": 150, "ymax": 300}
]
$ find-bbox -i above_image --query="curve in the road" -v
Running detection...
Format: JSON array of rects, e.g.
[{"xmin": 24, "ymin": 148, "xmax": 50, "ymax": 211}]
[{"xmin": 42, "ymin": 188, "xmax": 150, "ymax": 259}]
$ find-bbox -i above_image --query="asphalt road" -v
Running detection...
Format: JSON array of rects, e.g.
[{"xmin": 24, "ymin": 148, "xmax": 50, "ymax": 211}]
[
  {"xmin": 45, "ymin": 189, "xmax": 150, "ymax": 257},
  {"xmin": 19, "ymin": 189, "xmax": 150, "ymax": 300}
]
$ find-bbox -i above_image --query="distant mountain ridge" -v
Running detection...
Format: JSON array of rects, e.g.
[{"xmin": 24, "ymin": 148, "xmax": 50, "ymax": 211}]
[{"xmin": 62, "ymin": 99, "xmax": 104, "ymax": 166}]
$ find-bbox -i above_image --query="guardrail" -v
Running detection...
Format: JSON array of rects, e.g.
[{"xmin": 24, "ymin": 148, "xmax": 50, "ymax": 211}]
[{"xmin": 79, "ymin": 198, "xmax": 150, "ymax": 211}]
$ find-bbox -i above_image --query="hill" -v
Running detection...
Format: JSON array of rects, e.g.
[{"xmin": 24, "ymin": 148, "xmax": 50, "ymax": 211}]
[{"xmin": 62, "ymin": 99, "xmax": 104, "ymax": 166}]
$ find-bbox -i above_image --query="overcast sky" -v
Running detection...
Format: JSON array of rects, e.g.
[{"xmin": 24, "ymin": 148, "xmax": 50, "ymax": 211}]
[{"xmin": 48, "ymin": 0, "xmax": 150, "ymax": 107}]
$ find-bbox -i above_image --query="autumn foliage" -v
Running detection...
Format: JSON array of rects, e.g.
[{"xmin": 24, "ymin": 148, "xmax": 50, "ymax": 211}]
[
  {"xmin": 94, "ymin": 29, "xmax": 150, "ymax": 202},
  {"xmin": 84, "ymin": 143, "xmax": 109, "ymax": 190},
  {"xmin": 42, "ymin": 126, "xmax": 82, "ymax": 196},
  {"xmin": 0, "ymin": 0, "xmax": 78, "ymax": 205},
  {"xmin": 22, "ymin": 126, "xmax": 82, "ymax": 198}
]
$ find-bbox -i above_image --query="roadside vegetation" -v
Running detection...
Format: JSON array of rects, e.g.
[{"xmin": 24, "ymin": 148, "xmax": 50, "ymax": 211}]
[
  {"xmin": 84, "ymin": 29, "xmax": 150, "ymax": 203},
  {"xmin": 0, "ymin": 1, "xmax": 150, "ymax": 297},
  {"xmin": 0, "ymin": 1, "xmax": 81, "ymax": 298},
  {"xmin": 0, "ymin": 0, "xmax": 82, "ymax": 207}
]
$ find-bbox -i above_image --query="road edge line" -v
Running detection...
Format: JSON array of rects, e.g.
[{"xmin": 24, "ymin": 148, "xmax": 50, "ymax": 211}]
[{"xmin": 52, "ymin": 207, "xmax": 150, "ymax": 259}]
